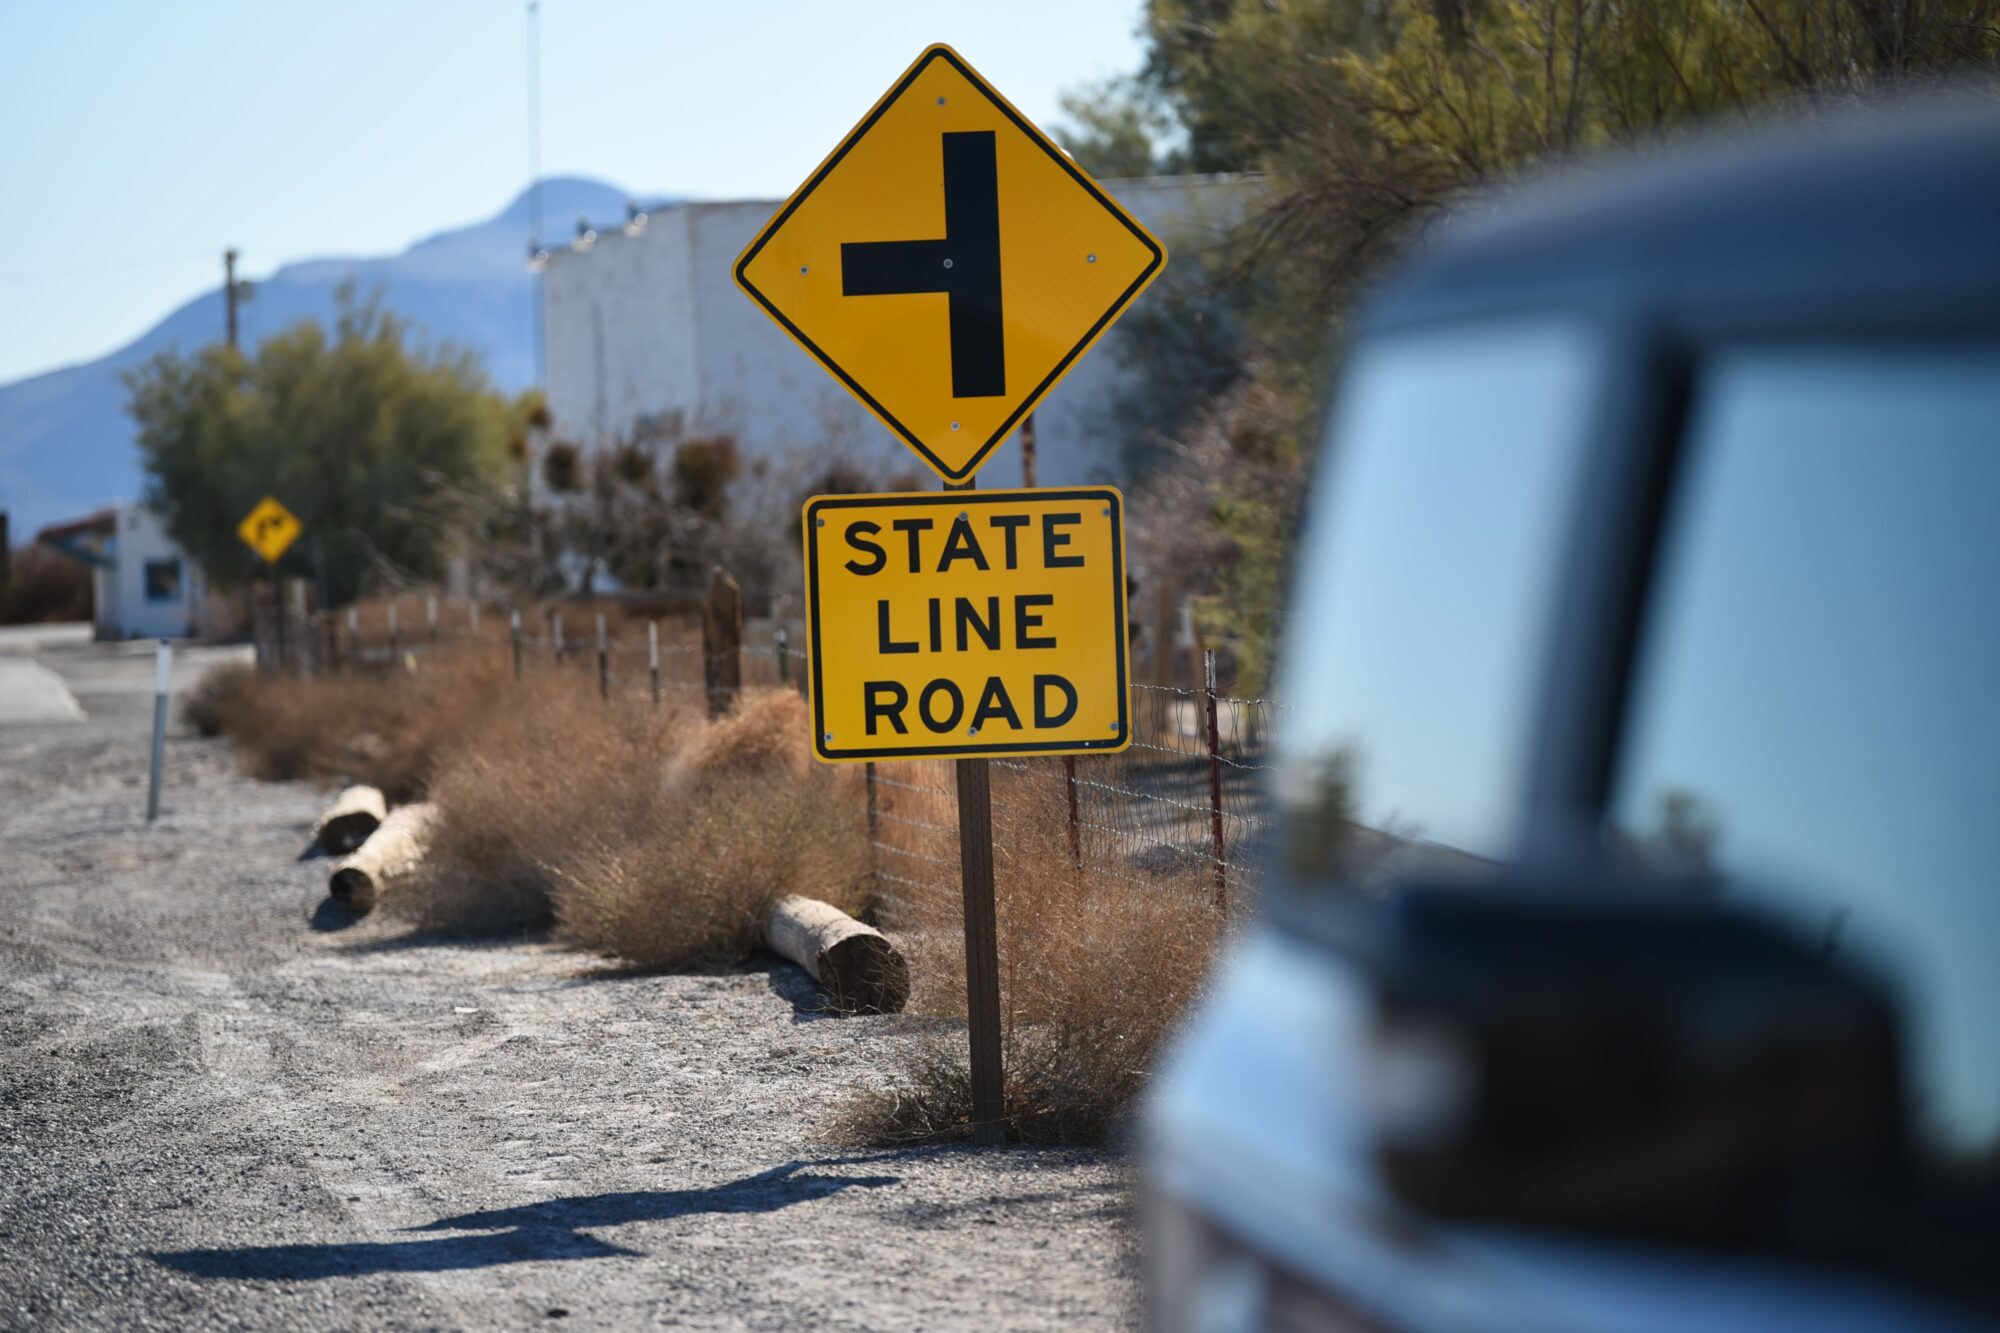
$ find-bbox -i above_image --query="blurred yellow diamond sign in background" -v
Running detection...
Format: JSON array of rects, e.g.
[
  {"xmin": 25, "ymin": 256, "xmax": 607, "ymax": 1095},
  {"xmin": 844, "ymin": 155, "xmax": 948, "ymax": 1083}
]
[
  {"xmin": 802, "ymin": 488, "xmax": 1130, "ymax": 763},
  {"xmin": 237, "ymin": 495, "xmax": 302, "ymax": 565},
  {"xmin": 735, "ymin": 44, "xmax": 1166, "ymax": 484}
]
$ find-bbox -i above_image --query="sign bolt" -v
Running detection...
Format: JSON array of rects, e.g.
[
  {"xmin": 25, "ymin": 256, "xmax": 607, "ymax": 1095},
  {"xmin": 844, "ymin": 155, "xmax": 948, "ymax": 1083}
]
[
  {"xmin": 1087, "ymin": 253, "xmax": 1097, "ymax": 263},
  {"xmin": 968, "ymin": 725, "xmax": 980, "ymax": 736},
  {"xmin": 800, "ymin": 265, "xmax": 809, "ymax": 275},
  {"xmin": 936, "ymin": 96, "xmax": 947, "ymax": 106},
  {"xmin": 943, "ymin": 258, "xmax": 954, "ymax": 269},
  {"xmin": 823, "ymin": 731, "xmax": 834, "ymax": 743},
  {"xmin": 950, "ymin": 421, "xmax": 961, "ymax": 431}
]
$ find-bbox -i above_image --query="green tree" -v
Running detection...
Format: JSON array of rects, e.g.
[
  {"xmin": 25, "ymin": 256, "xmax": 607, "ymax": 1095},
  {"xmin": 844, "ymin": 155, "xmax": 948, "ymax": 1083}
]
[
  {"xmin": 1120, "ymin": 0, "xmax": 2000, "ymax": 686},
  {"xmin": 1053, "ymin": 76, "xmax": 1175, "ymax": 176},
  {"xmin": 127, "ymin": 287, "xmax": 518, "ymax": 604}
]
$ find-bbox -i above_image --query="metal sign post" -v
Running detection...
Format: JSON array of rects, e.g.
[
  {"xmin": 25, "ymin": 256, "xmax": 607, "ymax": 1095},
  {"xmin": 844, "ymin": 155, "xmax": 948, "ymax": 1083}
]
[{"xmin": 146, "ymin": 639, "xmax": 172, "ymax": 822}]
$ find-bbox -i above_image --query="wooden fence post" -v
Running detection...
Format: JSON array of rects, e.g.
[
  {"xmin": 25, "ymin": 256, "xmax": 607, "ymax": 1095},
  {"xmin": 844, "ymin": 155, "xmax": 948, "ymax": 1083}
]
[
  {"xmin": 1153, "ymin": 578, "xmax": 1177, "ymax": 690},
  {"xmin": 648, "ymin": 620, "xmax": 661, "ymax": 708},
  {"xmin": 596, "ymin": 612, "xmax": 610, "ymax": 702},
  {"xmin": 703, "ymin": 567, "xmax": 742, "ymax": 718}
]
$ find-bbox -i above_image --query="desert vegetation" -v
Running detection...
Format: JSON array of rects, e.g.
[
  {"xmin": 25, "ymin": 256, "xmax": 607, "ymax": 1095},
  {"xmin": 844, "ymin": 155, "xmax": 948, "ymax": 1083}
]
[{"xmin": 198, "ymin": 638, "xmax": 1226, "ymax": 1146}]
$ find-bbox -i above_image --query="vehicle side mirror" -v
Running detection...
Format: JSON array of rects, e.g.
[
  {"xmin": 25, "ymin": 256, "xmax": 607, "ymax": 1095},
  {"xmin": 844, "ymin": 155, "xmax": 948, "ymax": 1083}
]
[{"xmin": 1362, "ymin": 882, "xmax": 1905, "ymax": 1261}]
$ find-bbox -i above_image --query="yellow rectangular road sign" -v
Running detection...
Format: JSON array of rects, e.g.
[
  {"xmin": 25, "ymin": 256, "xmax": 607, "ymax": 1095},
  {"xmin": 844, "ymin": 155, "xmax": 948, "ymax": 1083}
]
[
  {"xmin": 237, "ymin": 495, "xmax": 302, "ymax": 564},
  {"xmin": 737, "ymin": 45, "xmax": 1166, "ymax": 484},
  {"xmin": 802, "ymin": 488, "xmax": 1130, "ymax": 762}
]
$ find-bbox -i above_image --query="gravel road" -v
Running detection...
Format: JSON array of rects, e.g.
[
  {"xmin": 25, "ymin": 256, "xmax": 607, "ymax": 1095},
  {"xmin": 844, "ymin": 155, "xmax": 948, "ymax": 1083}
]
[{"xmin": 0, "ymin": 635, "xmax": 1139, "ymax": 1330}]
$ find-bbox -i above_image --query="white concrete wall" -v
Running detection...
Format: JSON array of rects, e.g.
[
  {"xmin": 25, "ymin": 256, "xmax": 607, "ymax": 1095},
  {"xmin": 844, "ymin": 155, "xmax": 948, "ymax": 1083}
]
[
  {"xmin": 104, "ymin": 506, "xmax": 201, "ymax": 640},
  {"xmin": 542, "ymin": 175, "xmax": 1261, "ymax": 491}
]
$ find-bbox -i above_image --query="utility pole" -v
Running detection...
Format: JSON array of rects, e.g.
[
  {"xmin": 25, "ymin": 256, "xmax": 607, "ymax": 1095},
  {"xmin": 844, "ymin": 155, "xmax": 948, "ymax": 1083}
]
[
  {"xmin": 224, "ymin": 248, "xmax": 241, "ymax": 349},
  {"xmin": 526, "ymin": 0, "xmax": 546, "ymax": 388}
]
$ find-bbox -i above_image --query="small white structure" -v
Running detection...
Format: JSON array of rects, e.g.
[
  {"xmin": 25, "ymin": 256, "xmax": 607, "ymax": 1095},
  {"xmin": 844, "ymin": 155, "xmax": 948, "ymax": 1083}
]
[
  {"xmin": 37, "ymin": 504, "xmax": 207, "ymax": 641},
  {"xmin": 541, "ymin": 175, "xmax": 1261, "ymax": 489}
]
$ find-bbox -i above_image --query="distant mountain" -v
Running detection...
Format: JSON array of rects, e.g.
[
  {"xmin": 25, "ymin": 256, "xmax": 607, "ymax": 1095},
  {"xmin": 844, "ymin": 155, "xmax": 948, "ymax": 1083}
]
[{"xmin": 0, "ymin": 177, "xmax": 657, "ymax": 538}]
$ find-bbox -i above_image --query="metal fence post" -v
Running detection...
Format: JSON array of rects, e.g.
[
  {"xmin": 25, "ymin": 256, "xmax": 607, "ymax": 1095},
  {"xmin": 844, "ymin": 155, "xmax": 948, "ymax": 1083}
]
[
  {"xmin": 387, "ymin": 602, "xmax": 400, "ymax": 660},
  {"xmin": 1064, "ymin": 754, "xmax": 1082, "ymax": 871},
  {"xmin": 776, "ymin": 626, "xmax": 790, "ymax": 688},
  {"xmin": 596, "ymin": 612, "xmax": 610, "ymax": 702},
  {"xmin": 553, "ymin": 612, "xmax": 564, "ymax": 665},
  {"xmin": 648, "ymin": 621, "xmax": 661, "ymax": 708},
  {"xmin": 146, "ymin": 639, "xmax": 171, "ymax": 823},
  {"xmin": 469, "ymin": 600, "xmax": 481, "ymax": 637},
  {"xmin": 511, "ymin": 609, "xmax": 523, "ymax": 680},
  {"xmin": 347, "ymin": 606, "xmax": 359, "ymax": 666},
  {"xmin": 1204, "ymin": 649, "xmax": 1227, "ymax": 913},
  {"xmin": 426, "ymin": 593, "xmax": 438, "ymax": 646}
]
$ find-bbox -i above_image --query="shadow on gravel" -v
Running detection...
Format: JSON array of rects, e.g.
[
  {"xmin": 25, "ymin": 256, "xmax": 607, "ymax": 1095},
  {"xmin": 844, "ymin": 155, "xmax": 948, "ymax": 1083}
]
[
  {"xmin": 149, "ymin": 1159, "xmax": 905, "ymax": 1280},
  {"xmin": 332, "ymin": 927, "xmax": 552, "ymax": 956},
  {"xmin": 764, "ymin": 962, "xmax": 845, "ymax": 1022},
  {"xmin": 307, "ymin": 898, "xmax": 354, "ymax": 932}
]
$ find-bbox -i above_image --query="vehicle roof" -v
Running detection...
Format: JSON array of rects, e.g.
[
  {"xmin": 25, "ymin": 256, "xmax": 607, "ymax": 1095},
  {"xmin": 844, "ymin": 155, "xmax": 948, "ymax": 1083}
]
[{"xmin": 1364, "ymin": 99, "xmax": 2000, "ymax": 336}]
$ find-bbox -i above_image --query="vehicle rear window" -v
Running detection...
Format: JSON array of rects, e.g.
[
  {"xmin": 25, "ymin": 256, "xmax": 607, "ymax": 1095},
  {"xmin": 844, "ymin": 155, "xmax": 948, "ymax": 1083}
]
[
  {"xmin": 1273, "ymin": 322, "xmax": 1597, "ymax": 884},
  {"xmin": 1611, "ymin": 345, "xmax": 2000, "ymax": 1163}
]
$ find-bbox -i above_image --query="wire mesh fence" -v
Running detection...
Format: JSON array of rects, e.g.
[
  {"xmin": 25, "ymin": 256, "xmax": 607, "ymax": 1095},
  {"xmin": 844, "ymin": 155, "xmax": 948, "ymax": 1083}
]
[{"xmin": 273, "ymin": 588, "xmax": 1280, "ymax": 914}]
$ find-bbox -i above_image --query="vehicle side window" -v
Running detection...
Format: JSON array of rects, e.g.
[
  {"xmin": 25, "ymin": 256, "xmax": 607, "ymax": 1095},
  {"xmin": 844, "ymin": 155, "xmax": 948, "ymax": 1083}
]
[
  {"xmin": 1611, "ymin": 346, "xmax": 2000, "ymax": 1162},
  {"xmin": 1274, "ymin": 323, "xmax": 1597, "ymax": 884}
]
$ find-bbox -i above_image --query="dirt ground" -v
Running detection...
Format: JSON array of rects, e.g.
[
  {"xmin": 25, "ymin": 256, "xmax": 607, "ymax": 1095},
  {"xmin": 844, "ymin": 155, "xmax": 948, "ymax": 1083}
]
[{"xmin": 0, "ymin": 634, "xmax": 1139, "ymax": 1331}]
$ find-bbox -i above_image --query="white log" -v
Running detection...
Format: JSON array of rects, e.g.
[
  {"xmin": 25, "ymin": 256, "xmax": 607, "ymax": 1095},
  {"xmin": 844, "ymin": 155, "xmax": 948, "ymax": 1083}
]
[
  {"xmin": 765, "ymin": 894, "xmax": 910, "ymax": 1015},
  {"xmin": 329, "ymin": 803, "xmax": 437, "ymax": 916},
  {"xmin": 313, "ymin": 785, "xmax": 387, "ymax": 855}
]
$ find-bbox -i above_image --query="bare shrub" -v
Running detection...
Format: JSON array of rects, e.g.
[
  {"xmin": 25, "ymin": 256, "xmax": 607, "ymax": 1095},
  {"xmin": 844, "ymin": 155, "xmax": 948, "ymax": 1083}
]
[
  {"xmin": 0, "ymin": 544, "xmax": 93, "ymax": 624},
  {"xmin": 181, "ymin": 663, "xmax": 259, "ymax": 738},
  {"xmin": 552, "ymin": 691, "xmax": 870, "ymax": 968},
  {"xmin": 392, "ymin": 672, "xmax": 671, "ymax": 934},
  {"xmin": 202, "ymin": 652, "xmax": 527, "ymax": 801},
  {"xmin": 834, "ymin": 762, "xmax": 1226, "ymax": 1146}
]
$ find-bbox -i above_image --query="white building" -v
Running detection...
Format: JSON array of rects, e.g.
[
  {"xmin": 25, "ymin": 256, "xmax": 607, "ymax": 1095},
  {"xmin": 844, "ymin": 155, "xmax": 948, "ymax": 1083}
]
[
  {"xmin": 540, "ymin": 175, "xmax": 1260, "ymax": 490},
  {"xmin": 37, "ymin": 504, "xmax": 208, "ymax": 640}
]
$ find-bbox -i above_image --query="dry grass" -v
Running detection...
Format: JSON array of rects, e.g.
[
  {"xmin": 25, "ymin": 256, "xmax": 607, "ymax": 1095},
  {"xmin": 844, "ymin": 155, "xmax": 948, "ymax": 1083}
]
[
  {"xmin": 200, "ymin": 653, "xmax": 523, "ymax": 802},
  {"xmin": 390, "ymin": 673, "xmax": 672, "ymax": 934},
  {"xmin": 181, "ymin": 663, "xmax": 258, "ymax": 738},
  {"xmin": 551, "ymin": 692, "xmax": 871, "ymax": 967},
  {"xmin": 198, "ymin": 641, "xmax": 1227, "ymax": 1145},
  {"xmin": 390, "ymin": 687, "xmax": 866, "ymax": 954},
  {"xmin": 833, "ymin": 763, "xmax": 1226, "ymax": 1147}
]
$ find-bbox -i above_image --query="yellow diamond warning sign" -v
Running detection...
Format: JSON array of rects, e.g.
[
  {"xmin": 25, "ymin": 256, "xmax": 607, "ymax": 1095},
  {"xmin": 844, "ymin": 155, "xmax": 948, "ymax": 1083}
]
[
  {"xmin": 802, "ymin": 488, "xmax": 1130, "ymax": 762},
  {"xmin": 236, "ymin": 495, "xmax": 302, "ymax": 565},
  {"xmin": 736, "ymin": 45, "xmax": 1166, "ymax": 484}
]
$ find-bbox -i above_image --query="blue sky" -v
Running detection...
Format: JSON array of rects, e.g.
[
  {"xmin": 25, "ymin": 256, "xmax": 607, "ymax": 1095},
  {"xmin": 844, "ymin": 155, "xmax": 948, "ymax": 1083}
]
[{"xmin": 0, "ymin": 1, "xmax": 1148, "ymax": 385}]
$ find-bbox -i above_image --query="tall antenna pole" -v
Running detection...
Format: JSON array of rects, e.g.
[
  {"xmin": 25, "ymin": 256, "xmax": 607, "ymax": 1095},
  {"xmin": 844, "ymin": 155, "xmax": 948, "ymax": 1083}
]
[{"xmin": 526, "ymin": 0, "xmax": 546, "ymax": 388}]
